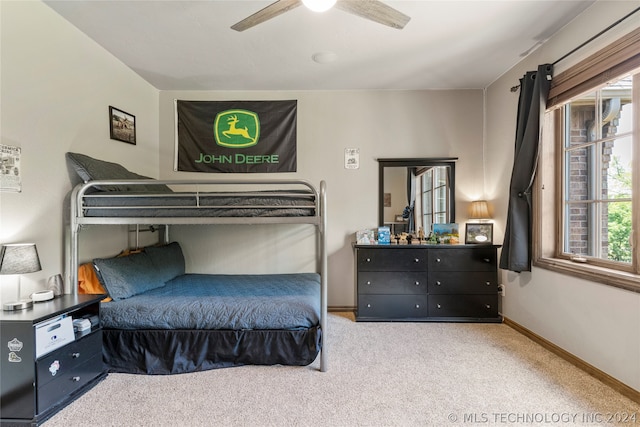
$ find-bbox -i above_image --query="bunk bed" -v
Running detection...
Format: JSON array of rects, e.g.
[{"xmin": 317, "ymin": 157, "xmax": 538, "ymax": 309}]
[{"xmin": 66, "ymin": 153, "xmax": 327, "ymax": 374}]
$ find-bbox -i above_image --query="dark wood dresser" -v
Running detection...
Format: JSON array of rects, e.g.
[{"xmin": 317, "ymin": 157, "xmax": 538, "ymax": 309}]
[{"xmin": 355, "ymin": 244, "xmax": 501, "ymax": 322}]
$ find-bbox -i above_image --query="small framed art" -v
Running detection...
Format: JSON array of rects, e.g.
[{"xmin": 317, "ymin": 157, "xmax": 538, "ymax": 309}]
[
  {"xmin": 109, "ymin": 106, "xmax": 136, "ymax": 144},
  {"xmin": 432, "ymin": 223, "xmax": 459, "ymax": 244},
  {"xmin": 465, "ymin": 223, "xmax": 493, "ymax": 244}
]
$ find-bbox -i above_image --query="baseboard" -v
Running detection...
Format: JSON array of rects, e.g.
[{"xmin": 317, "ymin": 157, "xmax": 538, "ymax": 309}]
[
  {"xmin": 503, "ymin": 317, "xmax": 640, "ymax": 404},
  {"xmin": 328, "ymin": 306, "xmax": 355, "ymax": 313}
]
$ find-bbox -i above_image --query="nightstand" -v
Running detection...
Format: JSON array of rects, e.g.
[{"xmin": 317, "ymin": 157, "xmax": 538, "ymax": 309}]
[{"xmin": 1, "ymin": 294, "xmax": 107, "ymax": 426}]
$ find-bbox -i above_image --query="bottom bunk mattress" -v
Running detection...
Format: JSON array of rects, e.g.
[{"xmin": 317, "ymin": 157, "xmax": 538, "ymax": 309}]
[{"xmin": 100, "ymin": 273, "xmax": 322, "ymax": 374}]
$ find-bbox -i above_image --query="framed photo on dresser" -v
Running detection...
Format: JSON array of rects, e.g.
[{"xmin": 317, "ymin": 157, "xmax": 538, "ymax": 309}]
[{"xmin": 465, "ymin": 223, "xmax": 493, "ymax": 244}]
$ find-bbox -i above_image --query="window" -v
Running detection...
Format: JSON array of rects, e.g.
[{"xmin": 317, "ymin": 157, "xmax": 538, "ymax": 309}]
[
  {"xmin": 535, "ymin": 28, "xmax": 640, "ymax": 291},
  {"xmin": 562, "ymin": 75, "xmax": 634, "ymax": 265},
  {"xmin": 420, "ymin": 167, "xmax": 450, "ymax": 231}
]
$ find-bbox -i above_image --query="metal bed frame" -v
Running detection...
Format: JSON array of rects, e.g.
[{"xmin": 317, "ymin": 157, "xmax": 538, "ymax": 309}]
[{"xmin": 68, "ymin": 178, "xmax": 327, "ymax": 372}]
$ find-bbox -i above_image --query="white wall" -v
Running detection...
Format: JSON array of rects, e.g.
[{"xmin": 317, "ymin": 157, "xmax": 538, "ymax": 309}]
[
  {"xmin": 485, "ymin": 1, "xmax": 640, "ymax": 392},
  {"xmin": 159, "ymin": 90, "xmax": 484, "ymax": 307},
  {"xmin": 0, "ymin": 1, "xmax": 160, "ymax": 300},
  {"xmin": 384, "ymin": 166, "xmax": 407, "ymax": 224}
]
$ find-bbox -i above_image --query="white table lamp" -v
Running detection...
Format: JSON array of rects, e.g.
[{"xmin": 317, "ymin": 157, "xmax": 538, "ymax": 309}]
[{"xmin": 1, "ymin": 243, "xmax": 42, "ymax": 311}]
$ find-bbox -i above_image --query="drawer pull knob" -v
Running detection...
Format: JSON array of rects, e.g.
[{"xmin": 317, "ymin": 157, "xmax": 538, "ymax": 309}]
[
  {"xmin": 436, "ymin": 281, "xmax": 442, "ymax": 286},
  {"xmin": 72, "ymin": 376, "xmax": 81, "ymax": 382},
  {"xmin": 415, "ymin": 304, "xmax": 420, "ymax": 309},
  {"xmin": 436, "ymin": 258, "xmax": 441, "ymax": 263},
  {"xmin": 485, "ymin": 281, "xmax": 491, "ymax": 286},
  {"xmin": 72, "ymin": 352, "xmax": 80, "ymax": 358},
  {"xmin": 366, "ymin": 281, "xmax": 371, "ymax": 285},
  {"xmin": 483, "ymin": 258, "xmax": 491, "ymax": 263},
  {"xmin": 437, "ymin": 304, "xmax": 442, "ymax": 309},
  {"xmin": 366, "ymin": 258, "xmax": 371, "ymax": 262},
  {"xmin": 485, "ymin": 304, "xmax": 491, "ymax": 309},
  {"xmin": 415, "ymin": 281, "xmax": 420, "ymax": 286},
  {"xmin": 367, "ymin": 304, "xmax": 371, "ymax": 308},
  {"xmin": 414, "ymin": 258, "xmax": 420, "ymax": 263}
]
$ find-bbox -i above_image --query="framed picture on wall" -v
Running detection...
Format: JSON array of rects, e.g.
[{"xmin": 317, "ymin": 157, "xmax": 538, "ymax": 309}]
[
  {"xmin": 465, "ymin": 223, "xmax": 493, "ymax": 244},
  {"xmin": 109, "ymin": 106, "xmax": 136, "ymax": 145}
]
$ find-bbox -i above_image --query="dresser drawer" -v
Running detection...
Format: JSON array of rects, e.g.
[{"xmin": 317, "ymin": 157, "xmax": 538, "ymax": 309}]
[
  {"xmin": 357, "ymin": 249, "xmax": 428, "ymax": 271},
  {"xmin": 358, "ymin": 272, "xmax": 427, "ymax": 295},
  {"xmin": 428, "ymin": 271, "xmax": 498, "ymax": 294},
  {"xmin": 358, "ymin": 295, "xmax": 428, "ymax": 319},
  {"xmin": 429, "ymin": 295, "xmax": 498, "ymax": 318},
  {"xmin": 36, "ymin": 330, "xmax": 102, "ymax": 388},
  {"xmin": 429, "ymin": 248, "xmax": 497, "ymax": 272},
  {"xmin": 37, "ymin": 353, "xmax": 104, "ymax": 414}
]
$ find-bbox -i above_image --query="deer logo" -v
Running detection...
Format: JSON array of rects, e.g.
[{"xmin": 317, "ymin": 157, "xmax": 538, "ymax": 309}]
[
  {"xmin": 223, "ymin": 115, "xmax": 255, "ymax": 143},
  {"xmin": 214, "ymin": 110, "xmax": 260, "ymax": 148}
]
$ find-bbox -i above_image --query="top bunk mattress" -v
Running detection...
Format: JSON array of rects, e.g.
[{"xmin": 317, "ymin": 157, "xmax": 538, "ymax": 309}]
[
  {"xmin": 66, "ymin": 152, "xmax": 322, "ymax": 219},
  {"xmin": 100, "ymin": 273, "xmax": 321, "ymax": 330},
  {"xmin": 80, "ymin": 190, "xmax": 316, "ymax": 217}
]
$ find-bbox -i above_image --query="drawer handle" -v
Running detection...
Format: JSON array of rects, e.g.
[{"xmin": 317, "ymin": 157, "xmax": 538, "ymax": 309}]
[
  {"xmin": 437, "ymin": 304, "xmax": 442, "ymax": 309},
  {"xmin": 366, "ymin": 281, "xmax": 371, "ymax": 285},
  {"xmin": 436, "ymin": 258, "xmax": 441, "ymax": 263},
  {"xmin": 485, "ymin": 304, "xmax": 491, "ymax": 309},
  {"xmin": 366, "ymin": 258, "xmax": 371, "ymax": 262},
  {"xmin": 483, "ymin": 258, "xmax": 491, "ymax": 263},
  {"xmin": 72, "ymin": 376, "xmax": 81, "ymax": 382},
  {"xmin": 415, "ymin": 304, "xmax": 420, "ymax": 309},
  {"xmin": 414, "ymin": 281, "xmax": 420, "ymax": 286},
  {"xmin": 72, "ymin": 352, "xmax": 80, "ymax": 359},
  {"xmin": 436, "ymin": 281, "xmax": 442, "ymax": 286},
  {"xmin": 367, "ymin": 304, "xmax": 371, "ymax": 308},
  {"xmin": 485, "ymin": 281, "xmax": 491, "ymax": 286},
  {"xmin": 414, "ymin": 258, "xmax": 420, "ymax": 263}
]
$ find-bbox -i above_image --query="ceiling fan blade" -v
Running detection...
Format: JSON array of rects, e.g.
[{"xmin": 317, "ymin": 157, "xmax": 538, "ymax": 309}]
[
  {"xmin": 231, "ymin": 0, "xmax": 302, "ymax": 32},
  {"xmin": 335, "ymin": 0, "xmax": 410, "ymax": 30}
]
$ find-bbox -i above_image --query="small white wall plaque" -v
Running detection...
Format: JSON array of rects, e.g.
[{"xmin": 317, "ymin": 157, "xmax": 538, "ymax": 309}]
[{"xmin": 344, "ymin": 148, "xmax": 359, "ymax": 169}]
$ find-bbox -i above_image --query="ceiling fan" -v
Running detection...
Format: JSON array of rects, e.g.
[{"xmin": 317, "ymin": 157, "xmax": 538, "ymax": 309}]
[{"xmin": 231, "ymin": 0, "xmax": 411, "ymax": 32}]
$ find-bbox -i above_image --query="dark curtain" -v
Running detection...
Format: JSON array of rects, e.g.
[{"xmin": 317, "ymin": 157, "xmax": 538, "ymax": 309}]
[
  {"xmin": 404, "ymin": 168, "xmax": 417, "ymax": 232},
  {"xmin": 499, "ymin": 64, "xmax": 553, "ymax": 272}
]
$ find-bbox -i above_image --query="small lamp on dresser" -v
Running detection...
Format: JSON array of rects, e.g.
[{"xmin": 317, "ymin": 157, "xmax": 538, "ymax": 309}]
[
  {"xmin": 469, "ymin": 200, "xmax": 491, "ymax": 221},
  {"xmin": 1, "ymin": 243, "xmax": 42, "ymax": 311}
]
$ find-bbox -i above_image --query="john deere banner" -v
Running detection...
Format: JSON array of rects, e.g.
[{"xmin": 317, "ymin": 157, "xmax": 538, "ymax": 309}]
[{"xmin": 175, "ymin": 100, "xmax": 297, "ymax": 173}]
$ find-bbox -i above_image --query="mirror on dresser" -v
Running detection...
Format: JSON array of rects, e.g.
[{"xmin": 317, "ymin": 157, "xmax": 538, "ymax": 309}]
[{"xmin": 378, "ymin": 158, "xmax": 457, "ymax": 236}]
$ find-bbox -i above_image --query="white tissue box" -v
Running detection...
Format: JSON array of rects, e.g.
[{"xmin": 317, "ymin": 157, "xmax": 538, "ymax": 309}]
[{"xmin": 35, "ymin": 315, "xmax": 75, "ymax": 358}]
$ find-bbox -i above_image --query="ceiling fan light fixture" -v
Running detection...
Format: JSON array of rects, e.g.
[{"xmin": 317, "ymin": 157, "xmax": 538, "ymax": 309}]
[{"xmin": 302, "ymin": 0, "xmax": 337, "ymax": 13}]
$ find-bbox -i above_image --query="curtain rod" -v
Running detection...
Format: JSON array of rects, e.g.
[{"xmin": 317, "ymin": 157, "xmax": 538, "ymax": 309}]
[
  {"xmin": 552, "ymin": 6, "xmax": 640, "ymax": 66},
  {"xmin": 510, "ymin": 6, "xmax": 640, "ymax": 92}
]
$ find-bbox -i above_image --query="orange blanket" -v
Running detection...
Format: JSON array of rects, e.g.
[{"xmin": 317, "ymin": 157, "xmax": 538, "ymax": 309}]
[{"xmin": 78, "ymin": 262, "xmax": 112, "ymax": 302}]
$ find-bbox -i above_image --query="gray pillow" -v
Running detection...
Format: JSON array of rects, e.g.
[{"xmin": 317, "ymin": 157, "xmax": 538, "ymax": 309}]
[
  {"xmin": 145, "ymin": 242, "xmax": 185, "ymax": 283},
  {"xmin": 93, "ymin": 251, "xmax": 166, "ymax": 300},
  {"xmin": 66, "ymin": 152, "xmax": 172, "ymax": 193}
]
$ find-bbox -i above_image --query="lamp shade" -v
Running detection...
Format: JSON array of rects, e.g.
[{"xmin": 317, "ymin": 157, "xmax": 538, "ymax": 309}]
[
  {"xmin": 0, "ymin": 244, "xmax": 42, "ymax": 275},
  {"xmin": 469, "ymin": 200, "xmax": 490, "ymax": 220}
]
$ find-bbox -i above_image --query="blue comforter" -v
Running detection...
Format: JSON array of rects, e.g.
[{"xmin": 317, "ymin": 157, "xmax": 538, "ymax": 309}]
[{"xmin": 100, "ymin": 273, "xmax": 321, "ymax": 330}]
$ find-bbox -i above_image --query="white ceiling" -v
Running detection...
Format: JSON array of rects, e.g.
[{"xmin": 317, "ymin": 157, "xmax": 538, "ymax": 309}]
[{"xmin": 44, "ymin": 0, "xmax": 597, "ymax": 91}]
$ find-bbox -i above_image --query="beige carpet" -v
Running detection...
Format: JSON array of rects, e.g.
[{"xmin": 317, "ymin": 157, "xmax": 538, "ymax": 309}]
[{"xmin": 44, "ymin": 313, "xmax": 639, "ymax": 427}]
